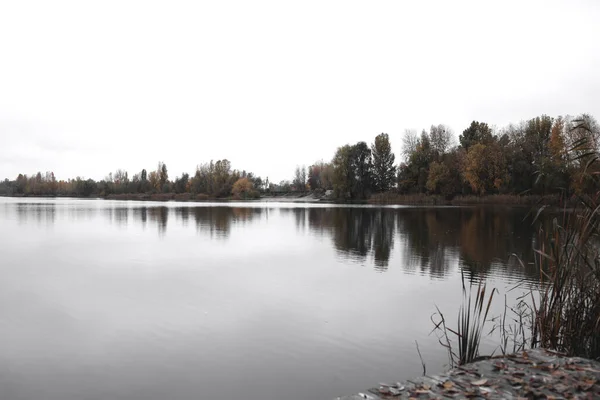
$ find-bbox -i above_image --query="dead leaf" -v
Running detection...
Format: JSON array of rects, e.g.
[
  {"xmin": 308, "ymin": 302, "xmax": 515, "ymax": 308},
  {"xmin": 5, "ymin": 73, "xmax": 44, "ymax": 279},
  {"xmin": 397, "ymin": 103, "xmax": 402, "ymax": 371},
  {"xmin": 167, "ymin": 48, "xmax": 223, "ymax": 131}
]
[
  {"xmin": 553, "ymin": 383, "xmax": 569, "ymax": 393},
  {"xmin": 582, "ymin": 367, "xmax": 600, "ymax": 373},
  {"xmin": 471, "ymin": 378, "xmax": 488, "ymax": 386},
  {"xmin": 442, "ymin": 381, "xmax": 454, "ymax": 389},
  {"xmin": 508, "ymin": 377, "xmax": 524, "ymax": 386},
  {"xmin": 413, "ymin": 389, "xmax": 430, "ymax": 394},
  {"xmin": 579, "ymin": 381, "xmax": 595, "ymax": 391}
]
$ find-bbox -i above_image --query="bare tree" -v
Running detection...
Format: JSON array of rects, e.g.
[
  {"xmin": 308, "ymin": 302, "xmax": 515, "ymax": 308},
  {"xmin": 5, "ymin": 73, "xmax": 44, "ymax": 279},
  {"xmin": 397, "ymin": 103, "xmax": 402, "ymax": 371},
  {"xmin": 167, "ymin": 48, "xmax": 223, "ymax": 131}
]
[
  {"xmin": 402, "ymin": 129, "xmax": 419, "ymax": 160},
  {"xmin": 429, "ymin": 124, "xmax": 453, "ymax": 157}
]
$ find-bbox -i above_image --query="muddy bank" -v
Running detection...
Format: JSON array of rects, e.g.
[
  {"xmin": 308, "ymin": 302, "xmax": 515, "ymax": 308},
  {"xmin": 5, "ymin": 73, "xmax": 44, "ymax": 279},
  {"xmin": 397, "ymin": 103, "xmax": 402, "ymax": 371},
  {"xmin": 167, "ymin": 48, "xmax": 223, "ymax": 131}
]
[{"xmin": 336, "ymin": 349, "xmax": 599, "ymax": 399}]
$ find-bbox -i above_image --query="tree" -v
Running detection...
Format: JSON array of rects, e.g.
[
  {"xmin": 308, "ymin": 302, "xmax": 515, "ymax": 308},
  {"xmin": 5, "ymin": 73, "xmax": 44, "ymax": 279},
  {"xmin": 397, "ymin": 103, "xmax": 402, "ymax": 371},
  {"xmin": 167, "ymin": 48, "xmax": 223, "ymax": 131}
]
[
  {"xmin": 148, "ymin": 171, "xmax": 159, "ymax": 191},
  {"xmin": 293, "ymin": 165, "xmax": 307, "ymax": 191},
  {"xmin": 401, "ymin": 129, "xmax": 419, "ymax": 161},
  {"xmin": 352, "ymin": 141, "xmax": 373, "ymax": 199},
  {"xmin": 462, "ymin": 142, "xmax": 509, "ymax": 195},
  {"xmin": 232, "ymin": 177, "xmax": 254, "ymax": 199},
  {"xmin": 113, "ymin": 169, "xmax": 129, "ymax": 193},
  {"xmin": 402, "ymin": 130, "xmax": 433, "ymax": 193},
  {"xmin": 332, "ymin": 142, "xmax": 374, "ymax": 200},
  {"xmin": 308, "ymin": 161, "xmax": 330, "ymax": 191},
  {"xmin": 308, "ymin": 164, "xmax": 321, "ymax": 190},
  {"xmin": 158, "ymin": 162, "xmax": 168, "ymax": 191},
  {"xmin": 332, "ymin": 145, "xmax": 354, "ymax": 199},
  {"xmin": 429, "ymin": 124, "xmax": 453, "ymax": 159},
  {"xmin": 426, "ymin": 161, "xmax": 451, "ymax": 195},
  {"xmin": 174, "ymin": 173, "xmax": 189, "ymax": 194},
  {"xmin": 139, "ymin": 169, "xmax": 149, "ymax": 192},
  {"xmin": 459, "ymin": 121, "xmax": 493, "ymax": 150},
  {"xmin": 371, "ymin": 133, "xmax": 396, "ymax": 192},
  {"xmin": 549, "ymin": 116, "xmax": 566, "ymax": 166},
  {"xmin": 15, "ymin": 174, "xmax": 27, "ymax": 194},
  {"xmin": 351, "ymin": 142, "xmax": 373, "ymax": 199}
]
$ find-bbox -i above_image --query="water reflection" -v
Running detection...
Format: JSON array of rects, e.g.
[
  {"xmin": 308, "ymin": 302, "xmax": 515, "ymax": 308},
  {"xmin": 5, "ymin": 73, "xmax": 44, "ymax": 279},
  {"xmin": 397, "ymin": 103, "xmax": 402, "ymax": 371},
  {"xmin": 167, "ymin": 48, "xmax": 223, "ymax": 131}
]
[
  {"xmin": 132, "ymin": 207, "xmax": 147, "ymax": 229},
  {"xmin": 301, "ymin": 207, "xmax": 540, "ymax": 279},
  {"xmin": 304, "ymin": 208, "xmax": 390, "ymax": 269},
  {"xmin": 4, "ymin": 201, "xmax": 543, "ymax": 281},
  {"xmin": 189, "ymin": 207, "xmax": 263, "ymax": 238},
  {"xmin": 148, "ymin": 207, "xmax": 168, "ymax": 236},
  {"xmin": 15, "ymin": 202, "xmax": 56, "ymax": 226},
  {"xmin": 393, "ymin": 207, "xmax": 539, "ymax": 280}
]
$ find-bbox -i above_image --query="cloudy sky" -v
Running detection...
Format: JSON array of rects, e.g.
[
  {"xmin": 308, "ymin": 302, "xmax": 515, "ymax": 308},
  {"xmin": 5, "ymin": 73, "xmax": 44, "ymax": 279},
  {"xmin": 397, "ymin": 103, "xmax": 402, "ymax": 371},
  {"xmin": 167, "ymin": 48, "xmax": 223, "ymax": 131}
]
[{"xmin": 1, "ymin": 0, "xmax": 599, "ymax": 183}]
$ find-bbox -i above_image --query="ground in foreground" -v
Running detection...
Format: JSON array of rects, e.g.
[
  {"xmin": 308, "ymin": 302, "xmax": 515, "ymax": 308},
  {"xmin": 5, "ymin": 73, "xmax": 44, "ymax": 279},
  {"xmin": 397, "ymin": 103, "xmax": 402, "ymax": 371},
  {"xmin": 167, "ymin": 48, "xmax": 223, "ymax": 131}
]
[{"xmin": 337, "ymin": 349, "xmax": 599, "ymax": 399}]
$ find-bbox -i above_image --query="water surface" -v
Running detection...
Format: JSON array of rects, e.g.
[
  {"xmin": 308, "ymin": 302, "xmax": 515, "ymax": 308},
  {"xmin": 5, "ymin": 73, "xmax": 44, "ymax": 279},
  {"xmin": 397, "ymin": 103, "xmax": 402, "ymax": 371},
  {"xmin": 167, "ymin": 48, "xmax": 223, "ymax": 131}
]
[{"xmin": 0, "ymin": 198, "xmax": 541, "ymax": 399}]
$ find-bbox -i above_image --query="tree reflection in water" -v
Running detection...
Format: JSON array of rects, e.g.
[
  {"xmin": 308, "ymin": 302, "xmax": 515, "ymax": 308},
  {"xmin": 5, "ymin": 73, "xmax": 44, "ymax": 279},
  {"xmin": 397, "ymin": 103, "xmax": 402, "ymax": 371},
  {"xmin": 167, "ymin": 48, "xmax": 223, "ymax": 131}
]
[{"xmin": 122, "ymin": 204, "xmax": 543, "ymax": 280}]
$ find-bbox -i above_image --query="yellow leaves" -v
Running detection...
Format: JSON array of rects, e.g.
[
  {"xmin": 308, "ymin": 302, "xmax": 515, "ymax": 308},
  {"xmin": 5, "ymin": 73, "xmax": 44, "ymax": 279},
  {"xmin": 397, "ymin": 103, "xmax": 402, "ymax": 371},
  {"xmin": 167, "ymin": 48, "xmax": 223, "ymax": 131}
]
[
  {"xmin": 232, "ymin": 177, "xmax": 254, "ymax": 198},
  {"xmin": 463, "ymin": 143, "xmax": 509, "ymax": 195}
]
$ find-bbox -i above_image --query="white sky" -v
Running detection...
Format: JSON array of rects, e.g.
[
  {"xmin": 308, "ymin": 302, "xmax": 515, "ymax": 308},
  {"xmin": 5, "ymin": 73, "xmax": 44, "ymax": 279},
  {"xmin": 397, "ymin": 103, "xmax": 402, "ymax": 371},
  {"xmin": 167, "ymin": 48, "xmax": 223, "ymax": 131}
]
[{"xmin": 1, "ymin": 0, "xmax": 599, "ymax": 183}]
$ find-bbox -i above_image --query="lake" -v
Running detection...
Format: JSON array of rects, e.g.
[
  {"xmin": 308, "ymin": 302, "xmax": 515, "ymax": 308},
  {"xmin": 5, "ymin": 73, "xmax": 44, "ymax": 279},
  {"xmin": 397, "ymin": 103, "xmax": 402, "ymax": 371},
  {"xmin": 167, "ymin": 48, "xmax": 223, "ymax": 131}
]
[{"xmin": 0, "ymin": 198, "xmax": 541, "ymax": 399}]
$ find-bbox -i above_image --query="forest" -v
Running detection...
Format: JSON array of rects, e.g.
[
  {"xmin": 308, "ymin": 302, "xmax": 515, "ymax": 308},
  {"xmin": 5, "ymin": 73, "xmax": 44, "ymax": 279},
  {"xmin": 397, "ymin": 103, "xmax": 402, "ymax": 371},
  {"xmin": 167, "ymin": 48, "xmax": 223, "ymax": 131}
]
[{"xmin": 1, "ymin": 113, "xmax": 598, "ymax": 202}]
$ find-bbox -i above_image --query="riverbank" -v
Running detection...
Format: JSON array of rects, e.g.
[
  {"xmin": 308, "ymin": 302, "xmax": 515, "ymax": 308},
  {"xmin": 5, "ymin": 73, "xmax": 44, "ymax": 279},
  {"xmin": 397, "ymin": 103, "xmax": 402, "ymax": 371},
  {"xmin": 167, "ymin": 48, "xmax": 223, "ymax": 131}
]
[
  {"xmin": 368, "ymin": 193, "xmax": 572, "ymax": 206},
  {"xmin": 101, "ymin": 192, "xmax": 332, "ymax": 202},
  {"xmin": 337, "ymin": 349, "xmax": 599, "ymax": 399},
  {"xmin": 0, "ymin": 192, "xmax": 576, "ymax": 207}
]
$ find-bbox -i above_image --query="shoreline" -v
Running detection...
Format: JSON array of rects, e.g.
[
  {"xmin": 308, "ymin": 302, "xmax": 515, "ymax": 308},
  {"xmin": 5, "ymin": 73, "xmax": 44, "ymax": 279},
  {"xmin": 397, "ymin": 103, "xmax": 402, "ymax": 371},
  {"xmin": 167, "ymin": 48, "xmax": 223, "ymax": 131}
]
[
  {"xmin": 0, "ymin": 192, "xmax": 571, "ymax": 207},
  {"xmin": 336, "ymin": 349, "xmax": 600, "ymax": 399}
]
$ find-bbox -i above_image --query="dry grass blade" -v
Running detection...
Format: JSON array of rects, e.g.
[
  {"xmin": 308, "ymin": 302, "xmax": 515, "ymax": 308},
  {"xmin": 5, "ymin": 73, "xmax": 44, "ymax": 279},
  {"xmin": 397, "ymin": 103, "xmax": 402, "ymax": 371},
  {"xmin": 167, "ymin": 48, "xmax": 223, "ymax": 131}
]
[{"xmin": 431, "ymin": 272, "xmax": 498, "ymax": 366}]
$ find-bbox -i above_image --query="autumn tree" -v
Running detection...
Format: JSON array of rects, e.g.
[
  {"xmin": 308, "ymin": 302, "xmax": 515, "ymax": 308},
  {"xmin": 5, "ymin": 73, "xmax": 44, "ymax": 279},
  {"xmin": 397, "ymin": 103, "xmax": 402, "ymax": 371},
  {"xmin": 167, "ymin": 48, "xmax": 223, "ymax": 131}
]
[
  {"xmin": 462, "ymin": 142, "xmax": 509, "ymax": 195},
  {"xmin": 549, "ymin": 116, "xmax": 566, "ymax": 166},
  {"xmin": 332, "ymin": 145, "xmax": 355, "ymax": 199},
  {"xmin": 308, "ymin": 161, "xmax": 334, "ymax": 191},
  {"xmin": 371, "ymin": 133, "xmax": 396, "ymax": 192},
  {"xmin": 148, "ymin": 170, "xmax": 159, "ymax": 191},
  {"xmin": 232, "ymin": 177, "xmax": 254, "ymax": 199},
  {"xmin": 320, "ymin": 163, "xmax": 334, "ymax": 190},
  {"xmin": 426, "ymin": 161, "xmax": 451, "ymax": 195}
]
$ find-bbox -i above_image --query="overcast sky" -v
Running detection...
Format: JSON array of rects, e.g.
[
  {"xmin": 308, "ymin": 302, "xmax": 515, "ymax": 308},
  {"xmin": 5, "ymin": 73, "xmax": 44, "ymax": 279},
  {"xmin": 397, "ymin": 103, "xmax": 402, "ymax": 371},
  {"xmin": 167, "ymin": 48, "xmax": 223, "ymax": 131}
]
[{"xmin": 1, "ymin": 0, "xmax": 599, "ymax": 183}]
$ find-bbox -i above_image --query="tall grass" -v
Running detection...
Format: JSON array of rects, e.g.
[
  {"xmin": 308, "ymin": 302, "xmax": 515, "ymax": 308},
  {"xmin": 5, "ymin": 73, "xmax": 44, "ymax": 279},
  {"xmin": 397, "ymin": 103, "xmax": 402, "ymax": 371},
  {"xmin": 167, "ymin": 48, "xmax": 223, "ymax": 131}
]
[
  {"xmin": 530, "ymin": 193, "xmax": 600, "ymax": 359},
  {"xmin": 431, "ymin": 272, "xmax": 497, "ymax": 367}
]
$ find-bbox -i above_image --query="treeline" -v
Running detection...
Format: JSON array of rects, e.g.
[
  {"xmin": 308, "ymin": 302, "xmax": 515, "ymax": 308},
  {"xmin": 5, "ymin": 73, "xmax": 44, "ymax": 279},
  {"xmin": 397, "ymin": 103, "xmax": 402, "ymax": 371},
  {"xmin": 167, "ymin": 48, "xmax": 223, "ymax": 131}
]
[
  {"xmin": 399, "ymin": 114, "xmax": 600, "ymax": 198},
  {"xmin": 0, "ymin": 160, "xmax": 267, "ymax": 200},
  {"xmin": 286, "ymin": 113, "xmax": 600, "ymax": 201},
  {"xmin": 1, "ymin": 113, "xmax": 599, "ymax": 201}
]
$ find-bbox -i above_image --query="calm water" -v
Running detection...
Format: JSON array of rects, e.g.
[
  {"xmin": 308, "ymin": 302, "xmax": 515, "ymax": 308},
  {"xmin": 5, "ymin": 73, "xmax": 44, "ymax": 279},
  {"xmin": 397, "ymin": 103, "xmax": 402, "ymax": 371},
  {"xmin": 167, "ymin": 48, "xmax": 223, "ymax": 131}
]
[{"xmin": 0, "ymin": 198, "xmax": 541, "ymax": 400}]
